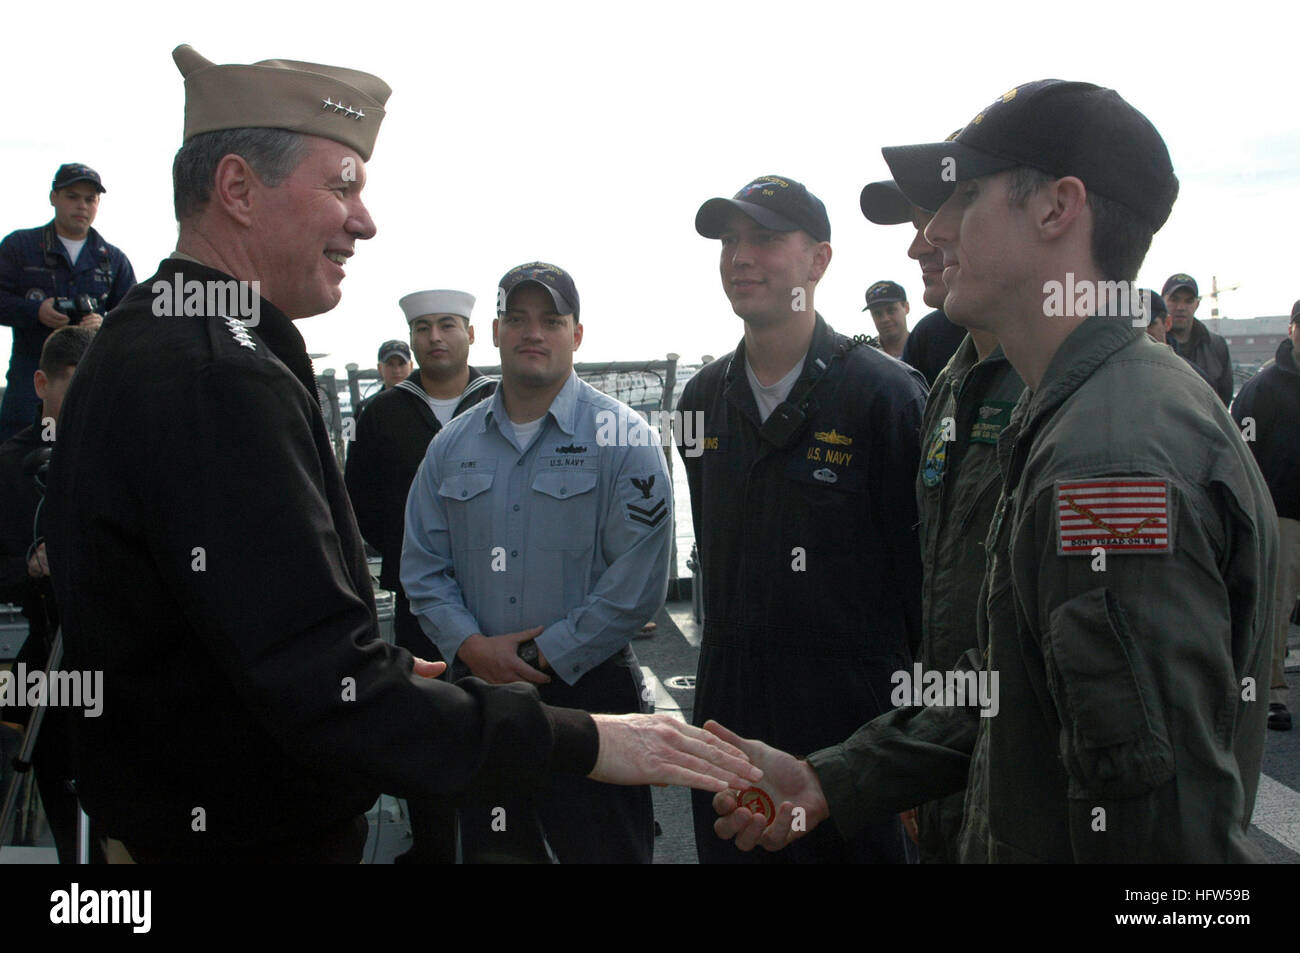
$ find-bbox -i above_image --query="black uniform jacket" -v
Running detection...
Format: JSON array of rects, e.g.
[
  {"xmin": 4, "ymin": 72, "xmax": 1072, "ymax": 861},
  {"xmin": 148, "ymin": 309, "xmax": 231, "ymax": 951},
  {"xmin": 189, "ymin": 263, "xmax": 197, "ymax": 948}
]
[
  {"xmin": 45, "ymin": 258, "xmax": 595, "ymax": 852},
  {"xmin": 345, "ymin": 370, "xmax": 496, "ymax": 592},
  {"xmin": 901, "ymin": 309, "xmax": 966, "ymax": 388},
  {"xmin": 1231, "ymin": 338, "xmax": 1300, "ymax": 521},
  {"xmin": 0, "ymin": 413, "xmax": 50, "ymax": 616},
  {"xmin": 678, "ymin": 314, "xmax": 927, "ymax": 758},
  {"xmin": 1170, "ymin": 317, "xmax": 1234, "ymax": 406}
]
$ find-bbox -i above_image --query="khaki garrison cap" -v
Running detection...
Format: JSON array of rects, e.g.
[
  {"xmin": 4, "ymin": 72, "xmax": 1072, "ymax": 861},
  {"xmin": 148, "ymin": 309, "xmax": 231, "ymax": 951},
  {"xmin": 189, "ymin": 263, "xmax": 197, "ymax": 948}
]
[{"xmin": 172, "ymin": 44, "xmax": 391, "ymax": 162}]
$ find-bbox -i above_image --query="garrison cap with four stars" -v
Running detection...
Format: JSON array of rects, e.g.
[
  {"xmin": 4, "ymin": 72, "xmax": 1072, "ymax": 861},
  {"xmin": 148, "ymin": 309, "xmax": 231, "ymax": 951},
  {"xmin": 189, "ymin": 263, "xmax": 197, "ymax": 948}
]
[
  {"xmin": 881, "ymin": 80, "xmax": 1176, "ymax": 232},
  {"xmin": 172, "ymin": 44, "xmax": 391, "ymax": 162}
]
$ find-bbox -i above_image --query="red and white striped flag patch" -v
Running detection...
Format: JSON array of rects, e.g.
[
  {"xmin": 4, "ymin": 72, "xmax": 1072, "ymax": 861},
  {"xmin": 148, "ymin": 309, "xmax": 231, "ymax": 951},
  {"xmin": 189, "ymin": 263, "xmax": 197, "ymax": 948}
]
[{"xmin": 1056, "ymin": 480, "xmax": 1171, "ymax": 555}]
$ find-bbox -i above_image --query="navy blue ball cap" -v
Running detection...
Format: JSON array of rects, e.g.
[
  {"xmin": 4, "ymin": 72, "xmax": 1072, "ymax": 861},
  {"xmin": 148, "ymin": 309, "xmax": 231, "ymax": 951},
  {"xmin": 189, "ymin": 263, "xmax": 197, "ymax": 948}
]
[
  {"xmin": 377, "ymin": 339, "xmax": 411, "ymax": 362},
  {"xmin": 52, "ymin": 162, "xmax": 105, "ymax": 193},
  {"xmin": 863, "ymin": 280, "xmax": 907, "ymax": 311},
  {"xmin": 882, "ymin": 80, "xmax": 1176, "ymax": 231},
  {"xmin": 1141, "ymin": 289, "xmax": 1167, "ymax": 323},
  {"xmin": 696, "ymin": 175, "xmax": 831, "ymax": 243},
  {"xmin": 1162, "ymin": 273, "xmax": 1198, "ymax": 297},
  {"xmin": 498, "ymin": 262, "xmax": 580, "ymax": 320},
  {"xmin": 859, "ymin": 179, "xmax": 914, "ymax": 225}
]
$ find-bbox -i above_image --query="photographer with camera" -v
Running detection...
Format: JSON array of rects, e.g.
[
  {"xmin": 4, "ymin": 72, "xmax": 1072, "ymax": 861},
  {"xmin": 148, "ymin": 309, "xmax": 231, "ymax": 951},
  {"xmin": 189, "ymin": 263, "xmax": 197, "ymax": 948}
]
[
  {"xmin": 0, "ymin": 325, "xmax": 97, "ymax": 862},
  {"xmin": 0, "ymin": 164, "xmax": 135, "ymax": 442}
]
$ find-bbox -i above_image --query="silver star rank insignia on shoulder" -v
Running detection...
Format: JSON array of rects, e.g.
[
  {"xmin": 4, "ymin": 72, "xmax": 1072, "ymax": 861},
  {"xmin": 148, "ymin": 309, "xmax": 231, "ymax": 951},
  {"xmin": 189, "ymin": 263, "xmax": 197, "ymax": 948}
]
[{"xmin": 224, "ymin": 315, "xmax": 256, "ymax": 350}]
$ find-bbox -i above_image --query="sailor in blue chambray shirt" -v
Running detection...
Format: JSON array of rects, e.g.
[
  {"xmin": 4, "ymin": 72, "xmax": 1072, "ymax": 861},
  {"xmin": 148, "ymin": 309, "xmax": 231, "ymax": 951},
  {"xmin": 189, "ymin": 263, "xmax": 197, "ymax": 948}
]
[
  {"xmin": 401, "ymin": 369, "xmax": 673, "ymax": 682},
  {"xmin": 400, "ymin": 262, "xmax": 670, "ymax": 862}
]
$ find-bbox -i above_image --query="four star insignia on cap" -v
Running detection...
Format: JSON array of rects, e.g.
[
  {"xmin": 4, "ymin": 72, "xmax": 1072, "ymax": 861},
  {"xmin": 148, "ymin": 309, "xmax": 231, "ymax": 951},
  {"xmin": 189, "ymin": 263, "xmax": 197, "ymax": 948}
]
[
  {"xmin": 321, "ymin": 97, "xmax": 365, "ymax": 120},
  {"xmin": 224, "ymin": 316, "xmax": 256, "ymax": 350}
]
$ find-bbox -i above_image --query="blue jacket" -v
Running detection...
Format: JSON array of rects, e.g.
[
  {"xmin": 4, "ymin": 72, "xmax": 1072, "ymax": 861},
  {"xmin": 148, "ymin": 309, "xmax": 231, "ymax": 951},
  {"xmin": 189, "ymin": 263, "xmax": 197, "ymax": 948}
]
[{"xmin": 0, "ymin": 222, "xmax": 136, "ymax": 440}]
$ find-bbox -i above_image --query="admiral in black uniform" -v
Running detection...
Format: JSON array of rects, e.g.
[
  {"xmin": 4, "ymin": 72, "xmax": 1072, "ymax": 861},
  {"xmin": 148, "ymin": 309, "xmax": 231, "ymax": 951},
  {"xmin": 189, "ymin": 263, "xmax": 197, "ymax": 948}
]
[{"xmin": 44, "ymin": 44, "xmax": 756, "ymax": 863}]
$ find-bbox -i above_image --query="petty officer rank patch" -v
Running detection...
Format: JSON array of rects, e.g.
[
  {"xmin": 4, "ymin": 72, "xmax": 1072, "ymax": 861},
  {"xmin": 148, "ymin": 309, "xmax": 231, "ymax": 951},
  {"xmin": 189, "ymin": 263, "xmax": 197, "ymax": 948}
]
[
  {"xmin": 624, "ymin": 473, "xmax": 667, "ymax": 528},
  {"xmin": 1056, "ymin": 479, "xmax": 1171, "ymax": 555},
  {"xmin": 969, "ymin": 400, "xmax": 1015, "ymax": 445}
]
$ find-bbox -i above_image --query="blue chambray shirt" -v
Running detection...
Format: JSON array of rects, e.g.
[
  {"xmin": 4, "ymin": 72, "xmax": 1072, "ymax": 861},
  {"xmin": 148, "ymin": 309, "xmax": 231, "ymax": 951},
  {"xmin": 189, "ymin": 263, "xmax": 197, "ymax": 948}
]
[{"xmin": 401, "ymin": 371, "xmax": 673, "ymax": 685}]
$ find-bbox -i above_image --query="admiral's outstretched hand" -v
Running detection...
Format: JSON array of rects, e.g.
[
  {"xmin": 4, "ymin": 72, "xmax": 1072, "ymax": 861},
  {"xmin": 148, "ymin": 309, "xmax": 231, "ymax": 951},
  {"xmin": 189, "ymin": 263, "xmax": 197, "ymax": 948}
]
[
  {"xmin": 590, "ymin": 713, "xmax": 763, "ymax": 792},
  {"xmin": 705, "ymin": 720, "xmax": 831, "ymax": 852}
]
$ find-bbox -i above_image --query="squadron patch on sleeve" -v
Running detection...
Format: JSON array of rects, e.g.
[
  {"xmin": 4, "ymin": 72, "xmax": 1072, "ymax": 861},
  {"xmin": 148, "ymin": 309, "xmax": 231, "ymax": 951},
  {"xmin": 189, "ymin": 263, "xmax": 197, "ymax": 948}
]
[
  {"xmin": 1056, "ymin": 479, "xmax": 1171, "ymax": 555},
  {"xmin": 624, "ymin": 474, "xmax": 667, "ymax": 528}
]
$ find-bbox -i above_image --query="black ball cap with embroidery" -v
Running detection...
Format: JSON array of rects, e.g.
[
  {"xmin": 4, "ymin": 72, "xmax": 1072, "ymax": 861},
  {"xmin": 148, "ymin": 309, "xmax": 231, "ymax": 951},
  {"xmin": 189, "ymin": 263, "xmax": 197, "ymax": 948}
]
[
  {"xmin": 377, "ymin": 339, "xmax": 411, "ymax": 362},
  {"xmin": 52, "ymin": 163, "xmax": 105, "ymax": 193},
  {"xmin": 498, "ymin": 262, "xmax": 580, "ymax": 320},
  {"xmin": 696, "ymin": 175, "xmax": 831, "ymax": 243},
  {"xmin": 863, "ymin": 279, "xmax": 906, "ymax": 310},
  {"xmin": 1161, "ymin": 273, "xmax": 1198, "ymax": 297},
  {"xmin": 882, "ymin": 80, "xmax": 1176, "ymax": 231}
]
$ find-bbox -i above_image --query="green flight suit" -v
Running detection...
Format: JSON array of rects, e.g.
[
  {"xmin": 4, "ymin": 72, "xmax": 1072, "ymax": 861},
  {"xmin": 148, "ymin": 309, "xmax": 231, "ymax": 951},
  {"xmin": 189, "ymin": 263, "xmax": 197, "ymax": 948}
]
[
  {"xmin": 810, "ymin": 316, "xmax": 1276, "ymax": 862},
  {"xmin": 913, "ymin": 334, "xmax": 1024, "ymax": 863}
]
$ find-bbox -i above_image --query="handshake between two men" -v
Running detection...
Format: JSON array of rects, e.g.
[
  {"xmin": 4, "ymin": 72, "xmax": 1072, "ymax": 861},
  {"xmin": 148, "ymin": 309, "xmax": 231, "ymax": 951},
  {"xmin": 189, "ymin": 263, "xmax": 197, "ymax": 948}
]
[{"xmin": 413, "ymin": 657, "xmax": 772, "ymax": 797}]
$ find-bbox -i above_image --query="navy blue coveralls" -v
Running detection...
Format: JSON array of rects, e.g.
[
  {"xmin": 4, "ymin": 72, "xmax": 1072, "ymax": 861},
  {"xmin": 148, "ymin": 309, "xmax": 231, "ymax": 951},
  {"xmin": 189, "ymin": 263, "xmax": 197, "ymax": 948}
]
[
  {"xmin": 0, "ymin": 223, "xmax": 136, "ymax": 441},
  {"xmin": 677, "ymin": 314, "xmax": 928, "ymax": 864}
]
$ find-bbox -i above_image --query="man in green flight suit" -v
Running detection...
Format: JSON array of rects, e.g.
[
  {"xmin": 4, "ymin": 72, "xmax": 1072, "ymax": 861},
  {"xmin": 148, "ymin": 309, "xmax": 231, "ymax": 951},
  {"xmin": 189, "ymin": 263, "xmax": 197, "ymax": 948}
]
[
  {"xmin": 709, "ymin": 79, "xmax": 1277, "ymax": 863},
  {"xmin": 860, "ymin": 172, "xmax": 1026, "ymax": 863}
]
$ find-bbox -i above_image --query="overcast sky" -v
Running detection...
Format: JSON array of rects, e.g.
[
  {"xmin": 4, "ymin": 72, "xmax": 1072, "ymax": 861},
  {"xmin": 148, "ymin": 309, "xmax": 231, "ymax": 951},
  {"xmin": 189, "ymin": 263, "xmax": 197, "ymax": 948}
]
[{"xmin": 3, "ymin": 0, "xmax": 1294, "ymax": 376}]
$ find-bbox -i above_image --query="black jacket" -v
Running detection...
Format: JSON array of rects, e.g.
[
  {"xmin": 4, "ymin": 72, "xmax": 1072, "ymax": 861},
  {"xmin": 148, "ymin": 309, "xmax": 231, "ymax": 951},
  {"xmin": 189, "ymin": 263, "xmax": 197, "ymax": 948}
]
[
  {"xmin": 0, "ymin": 413, "xmax": 50, "ymax": 614},
  {"xmin": 1232, "ymin": 337, "xmax": 1300, "ymax": 520},
  {"xmin": 1170, "ymin": 317, "xmax": 1234, "ymax": 406},
  {"xmin": 900, "ymin": 309, "xmax": 966, "ymax": 387},
  {"xmin": 345, "ymin": 371, "xmax": 495, "ymax": 592},
  {"xmin": 45, "ymin": 258, "xmax": 595, "ymax": 854}
]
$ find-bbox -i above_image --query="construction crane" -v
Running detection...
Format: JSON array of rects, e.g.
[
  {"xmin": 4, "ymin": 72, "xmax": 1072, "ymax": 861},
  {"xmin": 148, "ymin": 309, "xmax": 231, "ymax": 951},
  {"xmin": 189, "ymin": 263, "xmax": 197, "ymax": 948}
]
[{"xmin": 1207, "ymin": 275, "xmax": 1241, "ymax": 320}]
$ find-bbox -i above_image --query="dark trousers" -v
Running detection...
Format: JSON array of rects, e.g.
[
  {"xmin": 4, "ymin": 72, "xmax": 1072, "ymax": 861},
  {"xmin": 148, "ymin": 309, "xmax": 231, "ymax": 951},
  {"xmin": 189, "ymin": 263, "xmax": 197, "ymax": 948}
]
[
  {"xmin": 126, "ymin": 815, "xmax": 369, "ymax": 863},
  {"xmin": 391, "ymin": 589, "xmax": 456, "ymax": 864},
  {"xmin": 457, "ymin": 648, "xmax": 653, "ymax": 864}
]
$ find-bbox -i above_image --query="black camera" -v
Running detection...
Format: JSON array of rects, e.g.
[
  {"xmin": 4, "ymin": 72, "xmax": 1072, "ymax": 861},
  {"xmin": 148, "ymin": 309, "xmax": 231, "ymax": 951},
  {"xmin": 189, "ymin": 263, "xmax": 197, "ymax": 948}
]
[{"xmin": 53, "ymin": 293, "xmax": 100, "ymax": 322}]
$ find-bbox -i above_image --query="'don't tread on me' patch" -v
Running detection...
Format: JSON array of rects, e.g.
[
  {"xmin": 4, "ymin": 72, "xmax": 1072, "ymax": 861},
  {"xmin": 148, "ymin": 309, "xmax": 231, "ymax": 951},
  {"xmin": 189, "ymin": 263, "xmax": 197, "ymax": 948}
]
[{"xmin": 1056, "ymin": 479, "xmax": 1171, "ymax": 555}]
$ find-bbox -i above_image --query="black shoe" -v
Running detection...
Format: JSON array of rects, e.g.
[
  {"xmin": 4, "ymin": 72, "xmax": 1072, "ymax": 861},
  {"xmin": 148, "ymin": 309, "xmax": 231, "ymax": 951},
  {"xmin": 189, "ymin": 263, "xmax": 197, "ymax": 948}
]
[{"xmin": 1268, "ymin": 703, "xmax": 1292, "ymax": 731}]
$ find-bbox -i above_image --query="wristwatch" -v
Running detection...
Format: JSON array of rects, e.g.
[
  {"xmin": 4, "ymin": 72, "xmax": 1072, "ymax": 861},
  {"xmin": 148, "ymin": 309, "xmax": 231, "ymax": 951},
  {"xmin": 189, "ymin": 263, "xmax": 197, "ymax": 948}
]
[{"xmin": 517, "ymin": 639, "xmax": 543, "ymax": 670}]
